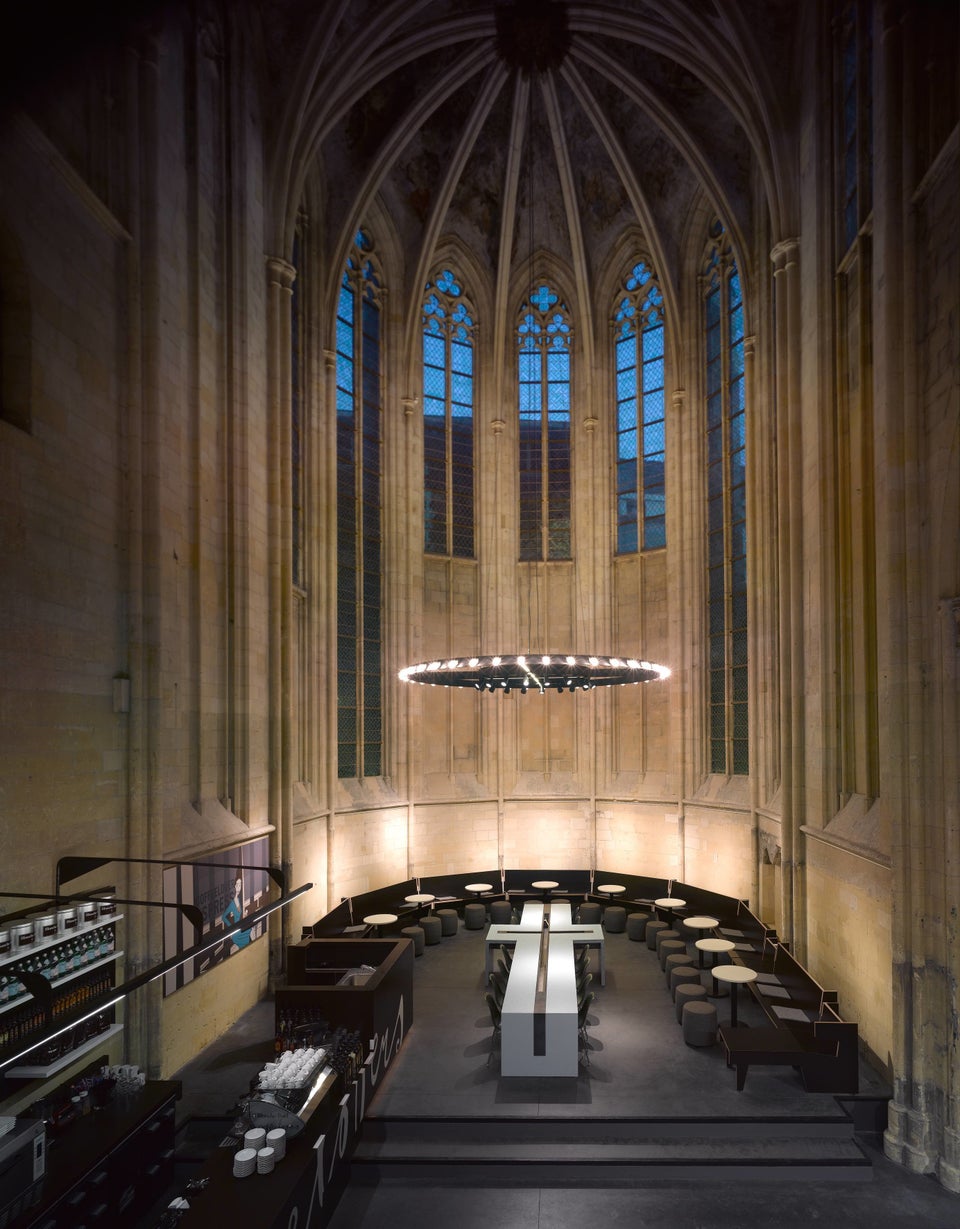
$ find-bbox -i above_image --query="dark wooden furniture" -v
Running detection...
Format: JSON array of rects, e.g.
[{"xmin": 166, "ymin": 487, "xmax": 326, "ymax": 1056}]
[
  {"xmin": 280, "ymin": 938, "xmax": 414, "ymax": 1049},
  {"xmin": 11, "ymin": 1079, "xmax": 179, "ymax": 1228},
  {"xmin": 719, "ymin": 942, "xmax": 859, "ymax": 1093}
]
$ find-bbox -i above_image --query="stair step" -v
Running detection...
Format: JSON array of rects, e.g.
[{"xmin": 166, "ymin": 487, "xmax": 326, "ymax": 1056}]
[
  {"xmin": 355, "ymin": 1137, "xmax": 868, "ymax": 1161},
  {"xmin": 352, "ymin": 1114, "xmax": 872, "ymax": 1184},
  {"xmin": 361, "ymin": 1113, "xmax": 857, "ymax": 1144}
]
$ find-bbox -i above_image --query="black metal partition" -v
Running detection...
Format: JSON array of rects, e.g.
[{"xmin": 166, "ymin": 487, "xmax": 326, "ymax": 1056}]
[
  {"xmin": 502, "ymin": 867, "xmax": 592, "ymax": 897},
  {"xmin": 672, "ymin": 881, "xmax": 764, "ymax": 930},
  {"xmin": 417, "ymin": 869, "xmax": 503, "ymax": 903},
  {"xmin": 310, "ymin": 870, "xmax": 778, "ymax": 938},
  {"xmin": 592, "ymin": 872, "xmax": 670, "ymax": 904}
]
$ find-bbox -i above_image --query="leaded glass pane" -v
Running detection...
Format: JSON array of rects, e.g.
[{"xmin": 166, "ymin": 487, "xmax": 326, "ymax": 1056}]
[
  {"xmin": 338, "ymin": 232, "xmax": 383, "ymax": 780},
  {"xmin": 612, "ymin": 258, "xmax": 667, "ymax": 554},
  {"xmin": 644, "ymin": 517, "xmax": 665, "ymax": 550},
  {"xmin": 642, "ymin": 356, "xmax": 664, "ymax": 390},
  {"xmin": 516, "ymin": 283, "xmax": 571, "ymax": 560}
]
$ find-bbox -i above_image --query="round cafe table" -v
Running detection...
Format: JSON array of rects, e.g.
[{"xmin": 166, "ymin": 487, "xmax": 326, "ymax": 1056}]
[
  {"xmin": 532, "ymin": 880, "xmax": 559, "ymax": 900},
  {"xmin": 654, "ymin": 896, "xmax": 686, "ymax": 925},
  {"xmin": 683, "ymin": 916, "xmax": 719, "ymax": 957},
  {"xmin": 363, "ymin": 912, "xmax": 398, "ymax": 936},
  {"xmin": 464, "ymin": 883, "xmax": 493, "ymax": 897},
  {"xmin": 404, "ymin": 893, "xmax": 435, "ymax": 918},
  {"xmin": 695, "ymin": 936, "xmax": 736, "ymax": 970},
  {"xmin": 596, "ymin": 883, "xmax": 625, "ymax": 898},
  {"xmin": 711, "ymin": 963, "xmax": 758, "ymax": 1026}
]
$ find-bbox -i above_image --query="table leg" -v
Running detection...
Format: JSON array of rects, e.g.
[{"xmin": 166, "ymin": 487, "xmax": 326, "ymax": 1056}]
[
  {"xmin": 730, "ymin": 985, "xmax": 739, "ymax": 1027},
  {"xmin": 599, "ymin": 943, "xmax": 605, "ymax": 987}
]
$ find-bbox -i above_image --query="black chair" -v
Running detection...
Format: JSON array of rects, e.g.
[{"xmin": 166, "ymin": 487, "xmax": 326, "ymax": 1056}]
[
  {"xmin": 489, "ymin": 969, "xmax": 507, "ymax": 1007},
  {"xmin": 484, "ymin": 991, "xmax": 502, "ymax": 1066},
  {"xmin": 500, "ymin": 944, "xmax": 514, "ymax": 970},
  {"xmin": 577, "ymin": 971, "xmax": 593, "ymax": 1005},
  {"xmin": 578, "ymin": 992, "xmax": 595, "ymax": 1066},
  {"xmin": 575, "ymin": 948, "xmax": 590, "ymax": 976}
]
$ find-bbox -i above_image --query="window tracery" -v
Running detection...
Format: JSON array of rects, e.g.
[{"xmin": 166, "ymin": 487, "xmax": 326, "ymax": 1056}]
[
  {"xmin": 613, "ymin": 259, "xmax": 666, "ymax": 553},
  {"xmin": 703, "ymin": 221, "xmax": 747, "ymax": 775},
  {"xmin": 517, "ymin": 283, "xmax": 572, "ymax": 561},
  {"xmin": 422, "ymin": 269, "xmax": 476, "ymax": 558},
  {"xmin": 336, "ymin": 230, "xmax": 383, "ymax": 779}
]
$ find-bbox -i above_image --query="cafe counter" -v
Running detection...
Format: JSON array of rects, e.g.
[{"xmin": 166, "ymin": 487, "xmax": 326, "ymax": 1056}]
[{"xmin": 175, "ymin": 936, "xmax": 413, "ymax": 1229}]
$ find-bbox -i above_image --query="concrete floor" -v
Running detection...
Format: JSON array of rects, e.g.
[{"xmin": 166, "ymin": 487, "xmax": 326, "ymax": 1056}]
[{"xmin": 147, "ymin": 920, "xmax": 960, "ymax": 1228}]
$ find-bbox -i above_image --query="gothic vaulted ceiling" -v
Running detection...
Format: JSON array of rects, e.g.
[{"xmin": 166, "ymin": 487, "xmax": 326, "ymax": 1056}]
[{"xmin": 265, "ymin": 0, "xmax": 801, "ymax": 326}]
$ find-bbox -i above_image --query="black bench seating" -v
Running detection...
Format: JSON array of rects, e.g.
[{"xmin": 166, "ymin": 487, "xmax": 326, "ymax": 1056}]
[
  {"xmin": 719, "ymin": 1020, "xmax": 857, "ymax": 1092},
  {"xmin": 718, "ymin": 941, "xmax": 860, "ymax": 1093}
]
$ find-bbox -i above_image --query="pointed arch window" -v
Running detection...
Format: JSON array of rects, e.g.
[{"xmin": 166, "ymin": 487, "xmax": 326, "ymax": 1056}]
[
  {"xmin": 836, "ymin": 0, "xmax": 873, "ymax": 256},
  {"xmin": 614, "ymin": 260, "xmax": 666, "ymax": 553},
  {"xmin": 291, "ymin": 223, "xmax": 304, "ymax": 589},
  {"xmin": 422, "ymin": 269, "xmax": 475, "ymax": 558},
  {"xmin": 336, "ymin": 230, "xmax": 383, "ymax": 779},
  {"xmin": 703, "ymin": 222, "xmax": 747, "ymax": 775},
  {"xmin": 518, "ymin": 284, "xmax": 572, "ymax": 561}
]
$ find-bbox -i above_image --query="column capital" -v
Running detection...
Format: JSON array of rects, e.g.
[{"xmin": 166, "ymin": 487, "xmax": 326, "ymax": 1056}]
[
  {"xmin": 582, "ymin": 416, "xmax": 598, "ymax": 433},
  {"xmin": 770, "ymin": 238, "xmax": 800, "ymax": 274},
  {"xmin": 265, "ymin": 256, "xmax": 296, "ymax": 291},
  {"xmin": 322, "ymin": 348, "xmax": 336, "ymax": 373},
  {"xmin": 401, "ymin": 396, "xmax": 419, "ymax": 417},
  {"xmin": 490, "ymin": 418, "xmax": 507, "ymax": 436}
]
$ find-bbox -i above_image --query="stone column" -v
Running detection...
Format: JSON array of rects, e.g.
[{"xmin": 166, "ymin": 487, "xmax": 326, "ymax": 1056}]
[
  {"xmin": 771, "ymin": 237, "xmax": 804, "ymax": 955},
  {"xmin": 265, "ymin": 255, "xmax": 296, "ymax": 975},
  {"xmin": 878, "ymin": 0, "xmax": 955, "ymax": 1186},
  {"xmin": 322, "ymin": 348, "xmax": 338, "ymax": 914}
]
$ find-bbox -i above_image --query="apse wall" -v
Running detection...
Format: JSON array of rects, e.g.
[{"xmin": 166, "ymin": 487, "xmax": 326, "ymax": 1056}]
[
  {"xmin": 328, "ymin": 798, "xmax": 757, "ymax": 910},
  {"xmin": 805, "ymin": 836, "xmax": 893, "ymax": 1076}
]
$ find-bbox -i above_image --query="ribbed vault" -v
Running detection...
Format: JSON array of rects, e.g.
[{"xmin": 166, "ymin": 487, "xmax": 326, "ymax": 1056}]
[{"xmin": 265, "ymin": 0, "xmax": 800, "ymax": 334}]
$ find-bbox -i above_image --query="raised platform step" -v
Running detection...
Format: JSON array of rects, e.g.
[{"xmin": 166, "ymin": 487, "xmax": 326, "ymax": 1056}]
[
  {"xmin": 352, "ymin": 1114, "xmax": 872, "ymax": 1185},
  {"xmin": 361, "ymin": 1112, "xmax": 858, "ymax": 1143}
]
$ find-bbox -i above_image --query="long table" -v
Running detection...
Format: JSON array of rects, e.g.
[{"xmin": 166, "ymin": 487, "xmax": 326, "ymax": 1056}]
[
  {"xmin": 484, "ymin": 901, "xmax": 605, "ymax": 984},
  {"xmin": 488, "ymin": 901, "xmax": 602, "ymax": 1078}
]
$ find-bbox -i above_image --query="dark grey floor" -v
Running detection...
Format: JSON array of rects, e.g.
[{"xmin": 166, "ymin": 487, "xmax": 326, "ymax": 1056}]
[{"xmin": 150, "ymin": 921, "xmax": 960, "ymax": 1228}]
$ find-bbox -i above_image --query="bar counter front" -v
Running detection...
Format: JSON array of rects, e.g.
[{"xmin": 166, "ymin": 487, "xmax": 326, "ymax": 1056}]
[{"xmin": 175, "ymin": 937, "xmax": 413, "ymax": 1229}]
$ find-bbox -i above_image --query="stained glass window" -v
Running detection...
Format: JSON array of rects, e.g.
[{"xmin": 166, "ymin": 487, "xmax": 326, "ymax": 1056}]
[
  {"xmin": 704, "ymin": 222, "xmax": 748, "ymax": 775},
  {"xmin": 837, "ymin": 0, "xmax": 873, "ymax": 254},
  {"xmin": 291, "ymin": 226, "xmax": 304, "ymax": 589},
  {"xmin": 518, "ymin": 284, "xmax": 572, "ymax": 561},
  {"xmin": 422, "ymin": 269, "xmax": 475, "ymax": 557},
  {"xmin": 614, "ymin": 260, "xmax": 666, "ymax": 553},
  {"xmin": 337, "ymin": 230, "xmax": 382, "ymax": 779}
]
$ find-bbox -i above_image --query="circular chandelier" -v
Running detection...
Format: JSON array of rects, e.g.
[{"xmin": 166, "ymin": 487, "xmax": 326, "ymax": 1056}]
[{"xmin": 398, "ymin": 654, "xmax": 670, "ymax": 694}]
